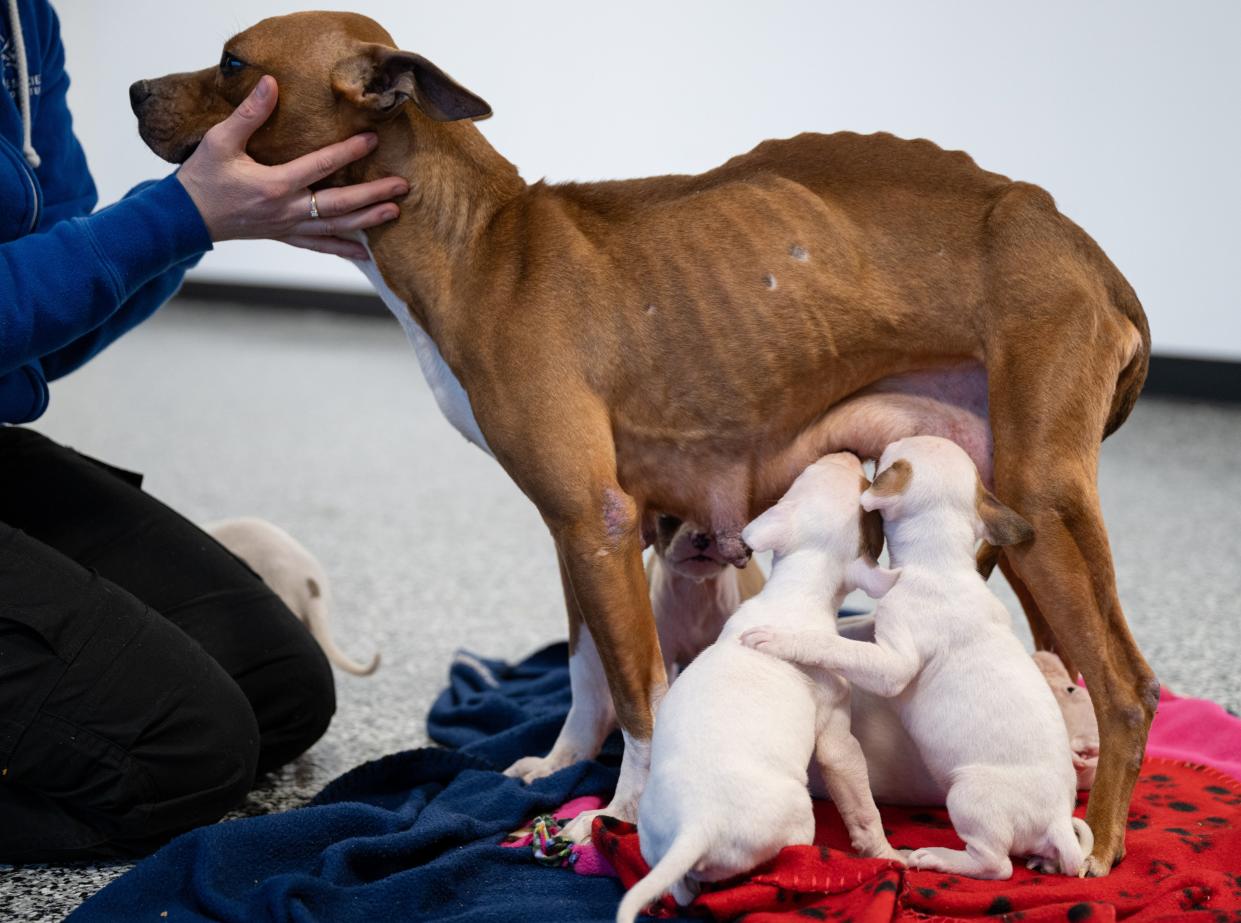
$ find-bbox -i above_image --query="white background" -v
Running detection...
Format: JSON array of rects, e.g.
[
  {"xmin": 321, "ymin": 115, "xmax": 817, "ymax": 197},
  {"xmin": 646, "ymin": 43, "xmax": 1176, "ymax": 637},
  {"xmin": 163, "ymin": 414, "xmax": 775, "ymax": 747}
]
[{"xmin": 58, "ymin": 1, "xmax": 1240, "ymax": 359}]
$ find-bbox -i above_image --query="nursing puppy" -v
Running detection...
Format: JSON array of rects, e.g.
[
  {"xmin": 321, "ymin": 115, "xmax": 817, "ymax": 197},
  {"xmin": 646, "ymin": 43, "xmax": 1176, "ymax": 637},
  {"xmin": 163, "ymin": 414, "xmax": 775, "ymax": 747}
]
[
  {"xmin": 648, "ymin": 516, "xmax": 766, "ymax": 678},
  {"xmin": 1035, "ymin": 651, "xmax": 1100, "ymax": 790},
  {"xmin": 204, "ymin": 517, "xmax": 380, "ymax": 676},
  {"xmin": 618, "ymin": 454, "xmax": 901, "ymax": 923},
  {"xmin": 507, "ymin": 520, "xmax": 764, "ymax": 782},
  {"xmin": 744, "ymin": 436, "xmax": 1091, "ymax": 879}
]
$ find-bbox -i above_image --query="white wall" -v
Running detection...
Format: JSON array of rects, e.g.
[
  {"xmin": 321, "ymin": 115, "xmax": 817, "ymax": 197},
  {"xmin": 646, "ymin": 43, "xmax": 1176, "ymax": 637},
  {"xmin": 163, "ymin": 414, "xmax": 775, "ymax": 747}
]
[{"xmin": 58, "ymin": 1, "xmax": 1240, "ymax": 359}]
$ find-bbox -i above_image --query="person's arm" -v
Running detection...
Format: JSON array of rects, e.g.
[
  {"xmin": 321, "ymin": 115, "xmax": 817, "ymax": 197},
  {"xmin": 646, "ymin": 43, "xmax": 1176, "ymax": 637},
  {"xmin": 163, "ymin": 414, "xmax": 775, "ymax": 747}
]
[
  {"xmin": 0, "ymin": 2, "xmax": 213, "ymax": 383},
  {"xmin": 5, "ymin": 65, "xmax": 408, "ymax": 385},
  {"xmin": 0, "ymin": 173, "xmax": 212, "ymax": 380}
]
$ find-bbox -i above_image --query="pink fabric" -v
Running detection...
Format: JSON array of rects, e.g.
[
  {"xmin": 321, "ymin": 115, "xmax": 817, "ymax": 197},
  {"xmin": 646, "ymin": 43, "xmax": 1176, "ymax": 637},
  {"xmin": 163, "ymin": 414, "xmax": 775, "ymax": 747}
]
[
  {"xmin": 500, "ymin": 794, "xmax": 616, "ymax": 877},
  {"xmin": 1147, "ymin": 687, "xmax": 1241, "ymax": 781}
]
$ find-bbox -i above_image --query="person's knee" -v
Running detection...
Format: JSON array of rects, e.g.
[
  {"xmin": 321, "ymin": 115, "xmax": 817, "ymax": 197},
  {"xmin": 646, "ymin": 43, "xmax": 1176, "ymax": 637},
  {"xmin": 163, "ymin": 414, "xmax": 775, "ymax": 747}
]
[
  {"xmin": 128, "ymin": 675, "xmax": 261, "ymax": 841},
  {"xmin": 253, "ymin": 629, "xmax": 336, "ymax": 774},
  {"xmin": 287, "ymin": 640, "xmax": 337, "ymax": 754}
]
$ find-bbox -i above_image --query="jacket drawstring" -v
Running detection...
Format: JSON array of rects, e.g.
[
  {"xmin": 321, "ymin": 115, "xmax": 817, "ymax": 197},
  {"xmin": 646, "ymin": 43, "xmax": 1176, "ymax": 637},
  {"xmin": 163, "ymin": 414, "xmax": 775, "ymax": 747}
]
[{"xmin": 5, "ymin": 0, "xmax": 40, "ymax": 168}]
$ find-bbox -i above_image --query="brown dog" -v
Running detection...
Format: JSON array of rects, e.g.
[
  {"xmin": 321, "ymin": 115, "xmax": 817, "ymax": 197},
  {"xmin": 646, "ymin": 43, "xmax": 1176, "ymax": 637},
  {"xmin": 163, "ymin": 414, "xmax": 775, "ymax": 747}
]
[{"xmin": 131, "ymin": 12, "xmax": 1154, "ymax": 874}]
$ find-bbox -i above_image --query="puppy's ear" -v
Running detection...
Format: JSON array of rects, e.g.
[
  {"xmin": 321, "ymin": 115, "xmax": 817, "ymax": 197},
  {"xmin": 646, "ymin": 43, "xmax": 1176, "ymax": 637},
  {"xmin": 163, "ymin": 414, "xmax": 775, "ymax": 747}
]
[
  {"xmin": 975, "ymin": 485, "xmax": 1034, "ymax": 547},
  {"xmin": 847, "ymin": 556, "xmax": 901, "ymax": 599},
  {"xmin": 741, "ymin": 502, "xmax": 793, "ymax": 554},
  {"xmin": 334, "ymin": 45, "xmax": 492, "ymax": 122},
  {"xmin": 861, "ymin": 459, "xmax": 911, "ymax": 513},
  {"xmin": 975, "ymin": 541, "xmax": 1000, "ymax": 580},
  {"xmin": 860, "ymin": 504, "xmax": 885, "ymax": 562}
]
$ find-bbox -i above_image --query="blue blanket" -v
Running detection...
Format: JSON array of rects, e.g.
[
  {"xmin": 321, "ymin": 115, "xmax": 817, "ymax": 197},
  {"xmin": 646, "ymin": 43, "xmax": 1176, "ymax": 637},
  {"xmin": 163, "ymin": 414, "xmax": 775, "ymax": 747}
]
[{"xmin": 69, "ymin": 644, "xmax": 629, "ymax": 923}]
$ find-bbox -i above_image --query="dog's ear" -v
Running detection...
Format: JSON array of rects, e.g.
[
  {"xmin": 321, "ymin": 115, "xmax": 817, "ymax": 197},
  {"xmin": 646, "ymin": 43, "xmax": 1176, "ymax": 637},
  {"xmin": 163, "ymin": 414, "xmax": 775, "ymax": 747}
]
[
  {"xmin": 741, "ymin": 502, "xmax": 794, "ymax": 555},
  {"xmin": 861, "ymin": 459, "xmax": 911, "ymax": 513},
  {"xmin": 975, "ymin": 485, "xmax": 1034, "ymax": 547},
  {"xmin": 859, "ymin": 501, "xmax": 885, "ymax": 562},
  {"xmin": 847, "ymin": 556, "xmax": 901, "ymax": 599},
  {"xmin": 334, "ymin": 45, "xmax": 492, "ymax": 122}
]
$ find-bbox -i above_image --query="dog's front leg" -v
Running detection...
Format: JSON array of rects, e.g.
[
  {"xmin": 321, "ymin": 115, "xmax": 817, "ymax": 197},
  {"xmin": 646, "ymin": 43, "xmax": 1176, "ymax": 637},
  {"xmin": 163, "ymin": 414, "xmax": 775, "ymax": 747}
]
[
  {"xmin": 742, "ymin": 629, "xmax": 919, "ymax": 699},
  {"xmin": 490, "ymin": 405, "xmax": 665, "ymax": 844},
  {"xmin": 552, "ymin": 489, "xmax": 666, "ymax": 842},
  {"xmin": 505, "ymin": 556, "xmax": 616, "ymax": 783}
]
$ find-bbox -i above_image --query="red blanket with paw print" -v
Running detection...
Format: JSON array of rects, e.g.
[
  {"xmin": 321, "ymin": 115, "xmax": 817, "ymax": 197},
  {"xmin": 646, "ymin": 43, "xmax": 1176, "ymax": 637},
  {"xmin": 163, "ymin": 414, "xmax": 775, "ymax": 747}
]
[{"xmin": 593, "ymin": 756, "xmax": 1241, "ymax": 921}]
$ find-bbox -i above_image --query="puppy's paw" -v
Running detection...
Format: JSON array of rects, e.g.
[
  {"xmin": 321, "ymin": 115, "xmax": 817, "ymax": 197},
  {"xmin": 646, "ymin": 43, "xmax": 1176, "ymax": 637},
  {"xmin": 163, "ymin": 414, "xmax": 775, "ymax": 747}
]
[
  {"xmin": 906, "ymin": 848, "xmax": 949, "ymax": 873},
  {"xmin": 559, "ymin": 800, "xmax": 636, "ymax": 844},
  {"xmin": 740, "ymin": 626, "xmax": 813, "ymax": 665},
  {"xmin": 873, "ymin": 845, "xmax": 908, "ymax": 866},
  {"xmin": 1025, "ymin": 855, "xmax": 1057, "ymax": 874},
  {"xmin": 739, "ymin": 626, "xmax": 778, "ymax": 650}
]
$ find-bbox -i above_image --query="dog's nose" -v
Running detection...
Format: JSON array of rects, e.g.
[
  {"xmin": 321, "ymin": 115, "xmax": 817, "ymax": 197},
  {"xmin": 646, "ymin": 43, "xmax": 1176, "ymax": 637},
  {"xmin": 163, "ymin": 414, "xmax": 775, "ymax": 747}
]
[
  {"xmin": 690, "ymin": 532, "xmax": 712, "ymax": 551},
  {"xmin": 129, "ymin": 80, "xmax": 152, "ymax": 113}
]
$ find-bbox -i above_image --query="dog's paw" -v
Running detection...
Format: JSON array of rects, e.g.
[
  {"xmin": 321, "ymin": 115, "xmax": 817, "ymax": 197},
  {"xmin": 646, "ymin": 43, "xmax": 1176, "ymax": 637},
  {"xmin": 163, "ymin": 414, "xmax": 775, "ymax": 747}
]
[
  {"xmin": 559, "ymin": 793, "xmax": 639, "ymax": 844},
  {"xmin": 504, "ymin": 752, "xmax": 575, "ymax": 784},
  {"xmin": 1080, "ymin": 853, "xmax": 1112, "ymax": 878}
]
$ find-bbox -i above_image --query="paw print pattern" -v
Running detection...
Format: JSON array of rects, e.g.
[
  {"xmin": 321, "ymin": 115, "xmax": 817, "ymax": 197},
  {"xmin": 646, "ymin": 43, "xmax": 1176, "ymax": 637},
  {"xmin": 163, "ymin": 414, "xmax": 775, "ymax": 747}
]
[
  {"xmin": 1165, "ymin": 825, "xmax": 1213, "ymax": 854},
  {"xmin": 1127, "ymin": 810, "xmax": 1152, "ymax": 831}
]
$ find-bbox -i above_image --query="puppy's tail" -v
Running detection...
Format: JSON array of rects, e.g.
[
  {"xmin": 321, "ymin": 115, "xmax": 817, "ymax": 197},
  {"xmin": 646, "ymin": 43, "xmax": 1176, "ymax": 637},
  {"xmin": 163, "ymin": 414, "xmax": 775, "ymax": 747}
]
[
  {"xmin": 1047, "ymin": 816, "xmax": 1094, "ymax": 877},
  {"xmin": 616, "ymin": 831, "xmax": 704, "ymax": 923},
  {"xmin": 304, "ymin": 583, "xmax": 380, "ymax": 676}
]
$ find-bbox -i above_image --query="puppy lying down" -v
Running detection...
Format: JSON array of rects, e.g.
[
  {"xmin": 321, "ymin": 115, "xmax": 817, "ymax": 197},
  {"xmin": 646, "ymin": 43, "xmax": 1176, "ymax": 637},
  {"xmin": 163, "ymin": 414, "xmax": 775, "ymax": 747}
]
[
  {"xmin": 745, "ymin": 437, "xmax": 1092, "ymax": 878},
  {"xmin": 204, "ymin": 517, "xmax": 379, "ymax": 676},
  {"xmin": 618, "ymin": 453, "xmax": 901, "ymax": 923}
]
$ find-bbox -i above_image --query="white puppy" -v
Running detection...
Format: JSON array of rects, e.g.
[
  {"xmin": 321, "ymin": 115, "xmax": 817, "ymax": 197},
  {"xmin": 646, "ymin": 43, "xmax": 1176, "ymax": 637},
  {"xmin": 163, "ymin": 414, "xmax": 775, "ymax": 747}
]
[
  {"xmin": 743, "ymin": 436, "xmax": 1090, "ymax": 879},
  {"xmin": 836, "ymin": 620, "xmax": 1099, "ymax": 800},
  {"xmin": 204, "ymin": 517, "xmax": 379, "ymax": 676},
  {"xmin": 617, "ymin": 453, "xmax": 901, "ymax": 923},
  {"xmin": 1033, "ymin": 651, "xmax": 1100, "ymax": 790}
]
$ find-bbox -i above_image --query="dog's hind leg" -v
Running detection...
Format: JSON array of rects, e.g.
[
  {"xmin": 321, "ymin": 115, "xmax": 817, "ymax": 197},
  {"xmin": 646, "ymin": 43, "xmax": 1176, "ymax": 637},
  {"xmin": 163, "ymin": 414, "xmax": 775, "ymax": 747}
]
[
  {"xmin": 505, "ymin": 557, "xmax": 615, "ymax": 782},
  {"xmin": 813, "ymin": 709, "xmax": 902, "ymax": 862},
  {"xmin": 909, "ymin": 780, "xmax": 1014, "ymax": 879},
  {"xmin": 982, "ymin": 182, "xmax": 1155, "ymax": 876},
  {"xmin": 996, "ymin": 552, "xmax": 1077, "ymax": 680},
  {"xmin": 907, "ymin": 844, "xmax": 1013, "ymax": 880}
]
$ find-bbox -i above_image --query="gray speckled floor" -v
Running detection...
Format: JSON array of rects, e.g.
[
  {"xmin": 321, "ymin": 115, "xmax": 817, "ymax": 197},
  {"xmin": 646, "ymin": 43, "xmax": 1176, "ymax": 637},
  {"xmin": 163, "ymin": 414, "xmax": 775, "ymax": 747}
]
[{"xmin": 2, "ymin": 300, "xmax": 1239, "ymax": 921}]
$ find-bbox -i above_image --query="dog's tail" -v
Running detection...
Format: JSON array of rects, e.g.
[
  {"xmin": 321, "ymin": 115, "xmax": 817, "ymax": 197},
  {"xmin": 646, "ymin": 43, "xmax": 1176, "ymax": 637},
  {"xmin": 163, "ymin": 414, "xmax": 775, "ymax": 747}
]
[
  {"xmin": 1046, "ymin": 816, "xmax": 1094, "ymax": 877},
  {"xmin": 616, "ymin": 831, "xmax": 705, "ymax": 923},
  {"xmin": 304, "ymin": 581, "xmax": 380, "ymax": 676}
]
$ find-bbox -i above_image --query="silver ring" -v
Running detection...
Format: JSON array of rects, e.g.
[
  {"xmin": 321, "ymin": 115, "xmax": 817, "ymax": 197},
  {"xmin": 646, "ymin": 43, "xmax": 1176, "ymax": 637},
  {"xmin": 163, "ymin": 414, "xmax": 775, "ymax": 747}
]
[{"xmin": 308, "ymin": 191, "xmax": 320, "ymax": 219}]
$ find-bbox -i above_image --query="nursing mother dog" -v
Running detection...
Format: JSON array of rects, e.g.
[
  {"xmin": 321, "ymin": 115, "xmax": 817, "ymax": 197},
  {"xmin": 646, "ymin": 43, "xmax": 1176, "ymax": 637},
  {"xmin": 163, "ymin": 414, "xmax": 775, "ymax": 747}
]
[{"xmin": 131, "ymin": 11, "xmax": 1153, "ymax": 874}]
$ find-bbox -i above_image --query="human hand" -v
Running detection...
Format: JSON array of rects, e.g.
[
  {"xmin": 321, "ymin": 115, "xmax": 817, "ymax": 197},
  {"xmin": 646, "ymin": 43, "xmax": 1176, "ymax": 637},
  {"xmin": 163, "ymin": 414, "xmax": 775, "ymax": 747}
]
[{"xmin": 175, "ymin": 76, "xmax": 408, "ymax": 260}]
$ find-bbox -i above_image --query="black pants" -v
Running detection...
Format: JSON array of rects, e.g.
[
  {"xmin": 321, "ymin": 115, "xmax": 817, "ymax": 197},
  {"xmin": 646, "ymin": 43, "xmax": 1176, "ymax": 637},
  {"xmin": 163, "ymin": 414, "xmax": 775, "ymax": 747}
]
[{"xmin": 0, "ymin": 428, "xmax": 335, "ymax": 863}]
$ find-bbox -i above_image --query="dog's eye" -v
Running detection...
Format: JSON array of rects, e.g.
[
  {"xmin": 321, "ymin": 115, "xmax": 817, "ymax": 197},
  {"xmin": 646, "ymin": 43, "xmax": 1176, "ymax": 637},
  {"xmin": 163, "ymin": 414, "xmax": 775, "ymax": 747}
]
[
  {"xmin": 219, "ymin": 52, "xmax": 247, "ymax": 75},
  {"xmin": 1065, "ymin": 686, "xmax": 1076, "ymax": 694}
]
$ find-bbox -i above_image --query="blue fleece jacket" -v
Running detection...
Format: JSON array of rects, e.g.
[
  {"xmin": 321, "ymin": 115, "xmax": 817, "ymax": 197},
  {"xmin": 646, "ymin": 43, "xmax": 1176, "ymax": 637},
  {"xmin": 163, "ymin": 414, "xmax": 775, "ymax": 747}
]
[{"xmin": 1, "ymin": 0, "xmax": 212, "ymax": 423}]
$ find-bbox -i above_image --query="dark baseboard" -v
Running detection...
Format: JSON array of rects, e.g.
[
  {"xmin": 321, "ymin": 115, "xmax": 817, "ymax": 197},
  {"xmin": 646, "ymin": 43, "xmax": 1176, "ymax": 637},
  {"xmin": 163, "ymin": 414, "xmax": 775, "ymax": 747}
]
[
  {"xmin": 177, "ymin": 280, "xmax": 387, "ymax": 317},
  {"xmin": 174, "ymin": 280, "xmax": 1241, "ymax": 403},
  {"xmin": 1144, "ymin": 355, "xmax": 1241, "ymax": 403}
]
